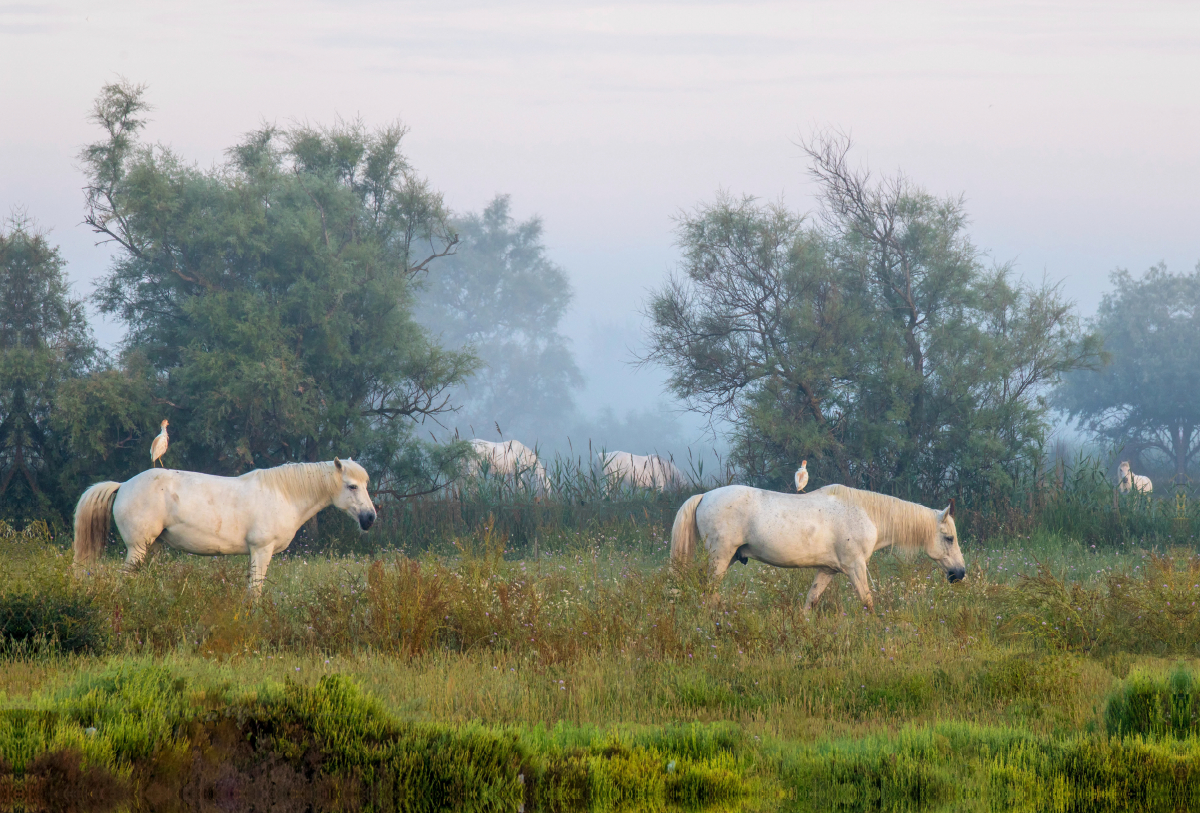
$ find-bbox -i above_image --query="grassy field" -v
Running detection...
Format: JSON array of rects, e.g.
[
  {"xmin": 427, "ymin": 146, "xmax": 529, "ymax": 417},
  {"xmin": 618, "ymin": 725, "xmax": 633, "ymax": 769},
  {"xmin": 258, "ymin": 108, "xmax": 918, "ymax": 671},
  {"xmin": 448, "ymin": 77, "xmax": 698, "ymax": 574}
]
[{"xmin": 2, "ymin": 508, "xmax": 1200, "ymax": 811}]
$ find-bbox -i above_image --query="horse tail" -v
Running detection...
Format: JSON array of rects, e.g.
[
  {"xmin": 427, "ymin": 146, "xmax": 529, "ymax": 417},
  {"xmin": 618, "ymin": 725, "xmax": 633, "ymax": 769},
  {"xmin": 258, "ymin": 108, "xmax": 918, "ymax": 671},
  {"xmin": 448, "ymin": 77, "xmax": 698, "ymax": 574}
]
[
  {"xmin": 73, "ymin": 481, "xmax": 121, "ymax": 567},
  {"xmin": 670, "ymin": 494, "xmax": 704, "ymax": 564}
]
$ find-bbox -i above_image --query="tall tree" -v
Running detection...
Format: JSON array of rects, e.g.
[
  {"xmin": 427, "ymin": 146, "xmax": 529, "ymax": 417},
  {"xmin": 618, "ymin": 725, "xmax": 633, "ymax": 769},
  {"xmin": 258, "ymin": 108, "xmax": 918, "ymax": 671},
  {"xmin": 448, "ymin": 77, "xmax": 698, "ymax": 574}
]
[
  {"xmin": 79, "ymin": 81, "xmax": 477, "ymax": 499},
  {"xmin": 415, "ymin": 195, "xmax": 581, "ymax": 442},
  {"xmin": 0, "ymin": 215, "xmax": 97, "ymax": 524},
  {"xmin": 645, "ymin": 135, "xmax": 1102, "ymax": 500},
  {"xmin": 1058, "ymin": 264, "xmax": 1200, "ymax": 480},
  {"xmin": 645, "ymin": 193, "xmax": 860, "ymax": 486}
]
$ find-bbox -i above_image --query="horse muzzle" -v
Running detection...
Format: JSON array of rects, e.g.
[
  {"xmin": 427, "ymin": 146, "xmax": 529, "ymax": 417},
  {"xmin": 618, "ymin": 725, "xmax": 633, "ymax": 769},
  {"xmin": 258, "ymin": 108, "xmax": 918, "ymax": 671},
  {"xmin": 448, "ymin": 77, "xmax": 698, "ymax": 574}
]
[
  {"xmin": 947, "ymin": 567, "xmax": 966, "ymax": 583},
  {"xmin": 358, "ymin": 511, "xmax": 376, "ymax": 531}
]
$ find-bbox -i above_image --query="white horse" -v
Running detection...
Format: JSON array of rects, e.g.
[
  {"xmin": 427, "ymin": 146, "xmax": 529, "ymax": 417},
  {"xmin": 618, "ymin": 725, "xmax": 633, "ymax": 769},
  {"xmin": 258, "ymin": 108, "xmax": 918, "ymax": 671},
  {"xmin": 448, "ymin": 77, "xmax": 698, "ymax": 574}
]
[
  {"xmin": 1117, "ymin": 461, "xmax": 1153, "ymax": 494},
  {"xmin": 670, "ymin": 484, "xmax": 965, "ymax": 612},
  {"xmin": 73, "ymin": 458, "xmax": 376, "ymax": 595},
  {"xmin": 599, "ymin": 451, "xmax": 686, "ymax": 492},
  {"xmin": 465, "ymin": 439, "xmax": 550, "ymax": 494}
]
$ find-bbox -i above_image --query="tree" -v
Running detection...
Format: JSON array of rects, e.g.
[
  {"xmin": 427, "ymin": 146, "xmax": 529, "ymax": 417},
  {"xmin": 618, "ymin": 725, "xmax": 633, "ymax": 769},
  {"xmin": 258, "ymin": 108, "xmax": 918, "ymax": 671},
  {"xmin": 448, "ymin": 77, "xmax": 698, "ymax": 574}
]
[
  {"xmin": 415, "ymin": 195, "xmax": 582, "ymax": 443},
  {"xmin": 79, "ymin": 81, "xmax": 477, "ymax": 500},
  {"xmin": 645, "ymin": 134, "xmax": 1102, "ymax": 501},
  {"xmin": 1058, "ymin": 264, "xmax": 1200, "ymax": 480},
  {"xmin": 0, "ymin": 215, "xmax": 97, "ymax": 524},
  {"xmin": 645, "ymin": 193, "xmax": 860, "ymax": 487}
]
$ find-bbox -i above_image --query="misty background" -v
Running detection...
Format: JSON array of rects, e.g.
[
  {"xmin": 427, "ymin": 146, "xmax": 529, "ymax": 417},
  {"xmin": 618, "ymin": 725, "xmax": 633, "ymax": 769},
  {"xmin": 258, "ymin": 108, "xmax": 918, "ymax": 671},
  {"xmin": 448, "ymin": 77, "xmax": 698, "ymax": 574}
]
[{"xmin": 3, "ymin": 1, "xmax": 1199, "ymax": 472}]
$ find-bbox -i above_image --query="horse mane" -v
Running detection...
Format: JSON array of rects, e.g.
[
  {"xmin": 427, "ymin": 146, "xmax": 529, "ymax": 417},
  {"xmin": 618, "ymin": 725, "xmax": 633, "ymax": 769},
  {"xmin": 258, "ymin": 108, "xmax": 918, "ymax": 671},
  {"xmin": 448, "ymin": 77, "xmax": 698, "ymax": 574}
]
[
  {"xmin": 246, "ymin": 461, "xmax": 344, "ymax": 503},
  {"xmin": 822, "ymin": 485, "xmax": 938, "ymax": 552}
]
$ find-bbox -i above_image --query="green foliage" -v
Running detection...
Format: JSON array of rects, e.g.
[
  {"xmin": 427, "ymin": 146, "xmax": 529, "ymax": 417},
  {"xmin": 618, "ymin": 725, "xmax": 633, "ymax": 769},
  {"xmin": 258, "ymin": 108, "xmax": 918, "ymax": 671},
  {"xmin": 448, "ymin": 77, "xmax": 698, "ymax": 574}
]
[
  {"xmin": 777, "ymin": 722, "xmax": 1200, "ymax": 812},
  {"xmin": 1058, "ymin": 263, "xmax": 1200, "ymax": 480},
  {"xmin": 416, "ymin": 194, "xmax": 583, "ymax": 442},
  {"xmin": 645, "ymin": 134, "xmax": 1102, "ymax": 502},
  {"xmin": 49, "ymin": 663, "xmax": 198, "ymax": 764},
  {"xmin": 1105, "ymin": 666, "xmax": 1200, "ymax": 739},
  {"xmin": 0, "ymin": 665, "xmax": 749, "ymax": 811},
  {"xmin": 0, "ymin": 216, "xmax": 99, "ymax": 526},
  {"xmin": 0, "ymin": 521, "xmax": 102, "ymax": 655},
  {"xmin": 75, "ymin": 80, "xmax": 477, "ymax": 497},
  {"xmin": 999, "ymin": 553, "xmax": 1200, "ymax": 657}
]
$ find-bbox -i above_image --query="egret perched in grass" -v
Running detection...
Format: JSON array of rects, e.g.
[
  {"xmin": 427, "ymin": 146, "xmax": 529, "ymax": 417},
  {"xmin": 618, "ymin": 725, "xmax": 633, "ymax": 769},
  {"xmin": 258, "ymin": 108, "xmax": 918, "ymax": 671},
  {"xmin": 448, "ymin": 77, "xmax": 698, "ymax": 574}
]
[
  {"xmin": 150, "ymin": 419, "xmax": 170, "ymax": 468},
  {"xmin": 794, "ymin": 460, "xmax": 808, "ymax": 492}
]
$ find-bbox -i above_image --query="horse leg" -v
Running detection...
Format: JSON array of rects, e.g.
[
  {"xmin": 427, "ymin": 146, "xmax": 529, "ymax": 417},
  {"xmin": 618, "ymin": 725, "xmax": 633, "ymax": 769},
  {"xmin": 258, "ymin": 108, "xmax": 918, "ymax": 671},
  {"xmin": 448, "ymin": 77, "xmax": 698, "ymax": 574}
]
[
  {"xmin": 846, "ymin": 561, "xmax": 875, "ymax": 613},
  {"xmin": 703, "ymin": 543, "xmax": 738, "ymax": 607},
  {"xmin": 121, "ymin": 542, "xmax": 153, "ymax": 574},
  {"xmin": 248, "ymin": 547, "xmax": 275, "ymax": 597},
  {"xmin": 803, "ymin": 569, "xmax": 835, "ymax": 612},
  {"xmin": 115, "ymin": 518, "xmax": 163, "ymax": 576}
]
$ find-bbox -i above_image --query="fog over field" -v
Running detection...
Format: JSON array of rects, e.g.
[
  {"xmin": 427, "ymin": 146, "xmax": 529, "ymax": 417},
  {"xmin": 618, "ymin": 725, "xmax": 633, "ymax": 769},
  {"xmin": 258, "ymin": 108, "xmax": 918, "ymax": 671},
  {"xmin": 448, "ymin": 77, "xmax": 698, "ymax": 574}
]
[{"xmin": 3, "ymin": 1, "xmax": 1198, "ymax": 463}]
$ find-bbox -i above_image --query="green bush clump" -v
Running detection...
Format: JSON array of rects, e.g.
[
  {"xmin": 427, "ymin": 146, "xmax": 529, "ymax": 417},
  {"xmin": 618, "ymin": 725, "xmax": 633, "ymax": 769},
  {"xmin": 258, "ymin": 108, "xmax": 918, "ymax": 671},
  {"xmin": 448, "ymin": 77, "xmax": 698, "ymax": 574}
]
[
  {"xmin": 0, "ymin": 522, "xmax": 103, "ymax": 655},
  {"xmin": 0, "ymin": 591, "xmax": 102, "ymax": 655},
  {"xmin": 1105, "ymin": 666, "xmax": 1200, "ymax": 740},
  {"xmin": 0, "ymin": 664, "xmax": 750, "ymax": 811}
]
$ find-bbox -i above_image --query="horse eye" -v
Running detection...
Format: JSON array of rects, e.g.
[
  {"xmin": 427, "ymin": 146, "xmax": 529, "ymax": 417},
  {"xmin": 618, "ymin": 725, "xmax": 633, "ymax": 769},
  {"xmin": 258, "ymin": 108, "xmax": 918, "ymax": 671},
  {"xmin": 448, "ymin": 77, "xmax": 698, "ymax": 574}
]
[{"xmin": 347, "ymin": 484, "xmax": 358, "ymax": 490}]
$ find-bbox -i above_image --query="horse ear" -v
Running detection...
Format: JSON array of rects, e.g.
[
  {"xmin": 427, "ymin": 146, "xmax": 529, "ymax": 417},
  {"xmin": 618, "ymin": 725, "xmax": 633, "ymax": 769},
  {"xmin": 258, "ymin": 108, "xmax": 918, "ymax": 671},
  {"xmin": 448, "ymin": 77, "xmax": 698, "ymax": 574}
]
[
  {"xmin": 334, "ymin": 457, "xmax": 343, "ymax": 471},
  {"xmin": 942, "ymin": 498, "xmax": 955, "ymax": 519}
]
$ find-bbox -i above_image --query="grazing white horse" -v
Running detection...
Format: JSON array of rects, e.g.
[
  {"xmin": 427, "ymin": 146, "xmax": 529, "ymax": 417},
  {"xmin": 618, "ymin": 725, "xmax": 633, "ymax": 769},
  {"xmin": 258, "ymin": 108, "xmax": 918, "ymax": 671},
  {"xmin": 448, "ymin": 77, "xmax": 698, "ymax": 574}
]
[
  {"xmin": 1117, "ymin": 461, "xmax": 1153, "ymax": 494},
  {"xmin": 73, "ymin": 458, "xmax": 376, "ymax": 595},
  {"xmin": 465, "ymin": 439, "xmax": 550, "ymax": 494},
  {"xmin": 599, "ymin": 452, "xmax": 686, "ymax": 492},
  {"xmin": 670, "ymin": 484, "xmax": 965, "ymax": 612}
]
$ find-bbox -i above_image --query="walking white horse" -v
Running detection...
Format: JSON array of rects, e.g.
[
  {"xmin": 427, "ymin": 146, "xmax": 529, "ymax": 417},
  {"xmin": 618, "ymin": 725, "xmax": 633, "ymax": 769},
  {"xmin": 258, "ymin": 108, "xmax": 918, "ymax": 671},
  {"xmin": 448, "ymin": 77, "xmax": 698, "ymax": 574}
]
[
  {"xmin": 1117, "ymin": 461, "xmax": 1153, "ymax": 494},
  {"xmin": 73, "ymin": 458, "xmax": 376, "ymax": 595},
  {"xmin": 670, "ymin": 484, "xmax": 965, "ymax": 612},
  {"xmin": 465, "ymin": 439, "xmax": 550, "ymax": 495},
  {"xmin": 599, "ymin": 452, "xmax": 686, "ymax": 492}
]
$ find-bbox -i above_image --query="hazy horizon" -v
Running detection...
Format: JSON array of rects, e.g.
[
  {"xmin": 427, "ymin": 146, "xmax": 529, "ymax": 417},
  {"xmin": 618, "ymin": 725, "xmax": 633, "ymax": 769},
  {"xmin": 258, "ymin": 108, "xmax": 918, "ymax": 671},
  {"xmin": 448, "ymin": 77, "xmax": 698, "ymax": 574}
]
[{"xmin": 4, "ymin": 1, "xmax": 1198, "ymax": 455}]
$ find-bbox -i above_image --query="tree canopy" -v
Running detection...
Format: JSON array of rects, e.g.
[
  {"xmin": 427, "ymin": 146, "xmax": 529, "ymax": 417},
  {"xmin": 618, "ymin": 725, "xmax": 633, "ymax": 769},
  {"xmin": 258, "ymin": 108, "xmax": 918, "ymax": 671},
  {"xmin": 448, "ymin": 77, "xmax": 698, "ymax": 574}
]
[
  {"xmin": 415, "ymin": 195, "xmax": 581, "ymax": 443},
  {"xmin": 645, "ymin": 134, "xmax": 1102, "ymax": 501},
  {"xmin": 0, "ymin": 216, "xmax": 97, "ymax": 523},
  {"xmin": 1057, "ymin": 264, "xmax": 1200, "ymax": 480},
  {"xmin": 77, "ymin": 81, "xmax": 476, "ymax": 498}
]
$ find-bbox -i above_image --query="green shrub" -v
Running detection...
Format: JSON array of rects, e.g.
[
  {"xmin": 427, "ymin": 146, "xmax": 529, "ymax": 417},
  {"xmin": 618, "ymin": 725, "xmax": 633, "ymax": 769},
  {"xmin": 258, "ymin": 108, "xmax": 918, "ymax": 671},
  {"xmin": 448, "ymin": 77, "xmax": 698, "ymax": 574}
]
[
  {"xmin": 0, "ymin": 524, "xmax": 103, "ymax": 655},
  {"xmin": 1105, "ymin": 666, "xmax": 1200, "ymax": 739}
]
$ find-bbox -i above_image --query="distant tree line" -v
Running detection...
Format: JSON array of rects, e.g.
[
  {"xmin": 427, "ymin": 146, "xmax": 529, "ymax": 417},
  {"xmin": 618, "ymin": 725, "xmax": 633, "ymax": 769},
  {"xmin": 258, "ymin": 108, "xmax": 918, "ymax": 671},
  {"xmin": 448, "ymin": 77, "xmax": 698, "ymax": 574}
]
[
  {"xmin": 1057, "ymin": 264, "xmax": 1200, "ymax": 482},
  {"xmin": 1, "ymin": 88, "xmax": 1194, "ymax": 529},
  {"xmin": 644, "ymin": 133, "xmax": 1193, "ymax": 501},
  {"xmin": 0, "ymin": 82, "xmax": 589, "ymax": 529}
]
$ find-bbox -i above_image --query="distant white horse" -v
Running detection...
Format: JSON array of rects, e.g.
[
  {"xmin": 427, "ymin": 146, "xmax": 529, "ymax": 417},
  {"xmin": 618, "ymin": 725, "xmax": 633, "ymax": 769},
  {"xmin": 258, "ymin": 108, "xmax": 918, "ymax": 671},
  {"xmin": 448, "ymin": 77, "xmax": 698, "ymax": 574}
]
[
  {"xmin": 1117, "ymin": 461, "xmax": 1153, "ymax": 494},
  {"xmin": 600, "ymin": 451, "xmax": 686, "ymax": 492},
  {"xmin": 73, "ymin": 459, "xmax": 376, "ymax": 595},
  {"xmin": 465, "ymin": 439, "xmax": 550, "ymax": 494},
  {"xmin": 670, "ymin": 484, "xmax": 965, "ymax": 612}
]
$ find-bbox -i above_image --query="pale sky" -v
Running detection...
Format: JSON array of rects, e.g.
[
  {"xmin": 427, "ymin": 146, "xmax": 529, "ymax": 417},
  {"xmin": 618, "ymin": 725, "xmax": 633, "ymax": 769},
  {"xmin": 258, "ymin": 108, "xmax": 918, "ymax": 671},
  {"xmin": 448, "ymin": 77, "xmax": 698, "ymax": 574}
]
[{"xmin": 3, "ymin": 1, "xmax": 1199, "ymax": 434}]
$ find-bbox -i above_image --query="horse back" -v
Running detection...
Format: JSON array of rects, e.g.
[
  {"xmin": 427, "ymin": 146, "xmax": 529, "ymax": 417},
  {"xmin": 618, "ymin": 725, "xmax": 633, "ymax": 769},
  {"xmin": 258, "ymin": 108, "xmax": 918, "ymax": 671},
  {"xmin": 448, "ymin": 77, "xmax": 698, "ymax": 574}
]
[
  {"xmin": 114, "ymin": 468, "xmax": 267, "ymax": 537},
  {"xmin": 695, "ymin": 485, "xmax": 873, "ymax": 569}
]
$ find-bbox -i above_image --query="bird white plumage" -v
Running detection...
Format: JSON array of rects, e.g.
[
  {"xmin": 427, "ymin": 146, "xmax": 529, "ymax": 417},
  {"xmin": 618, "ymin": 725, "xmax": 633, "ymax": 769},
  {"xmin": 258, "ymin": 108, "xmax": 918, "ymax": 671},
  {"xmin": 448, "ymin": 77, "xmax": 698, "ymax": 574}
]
[
  {"xmin": 150, "ymin": 419, "xmax": 170, "ymax": 468},
  {"xmin": 794, "ymin": 459, "xmax": 808, "ymax": 492}
]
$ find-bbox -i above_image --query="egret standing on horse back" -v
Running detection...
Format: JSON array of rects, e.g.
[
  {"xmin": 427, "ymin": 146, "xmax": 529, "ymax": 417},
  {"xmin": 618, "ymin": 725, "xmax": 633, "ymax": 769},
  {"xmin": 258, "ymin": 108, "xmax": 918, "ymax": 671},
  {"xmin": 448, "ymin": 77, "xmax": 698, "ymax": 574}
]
[
  {"xmin": 72, "ymin": 458, "xmax": 377, "ymax": 596},
  {"xmin": 670, "ymin": 483, "xmax": 965, "ymax": 613},
  {"xmin": 150, "ymin": 420, "xmax": 169, "ymax": 467},
  {"xmin": 794, "ymin": 461, "xmax": 809, "ymax": 492}
]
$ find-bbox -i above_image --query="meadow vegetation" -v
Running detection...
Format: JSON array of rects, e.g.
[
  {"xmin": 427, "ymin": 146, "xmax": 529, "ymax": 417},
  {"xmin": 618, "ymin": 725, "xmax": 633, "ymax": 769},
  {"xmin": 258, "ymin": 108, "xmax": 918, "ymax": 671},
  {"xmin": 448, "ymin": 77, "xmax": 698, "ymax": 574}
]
[{"xmin": 2, "ymin": 474, "xmax": 1199, "ymax": 811}]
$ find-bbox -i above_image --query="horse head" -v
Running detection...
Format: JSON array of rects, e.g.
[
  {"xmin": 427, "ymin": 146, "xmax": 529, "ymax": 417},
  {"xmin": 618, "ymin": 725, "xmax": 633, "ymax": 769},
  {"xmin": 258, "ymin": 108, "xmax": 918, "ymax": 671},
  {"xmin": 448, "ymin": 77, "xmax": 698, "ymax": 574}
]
[
  {"xmin": 332, "ymin": 457, "xmax": 377, "ymax": 531},
  {"xmin": 928, "ymin": 498, "xmax": 966, "ymax": 583}
]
